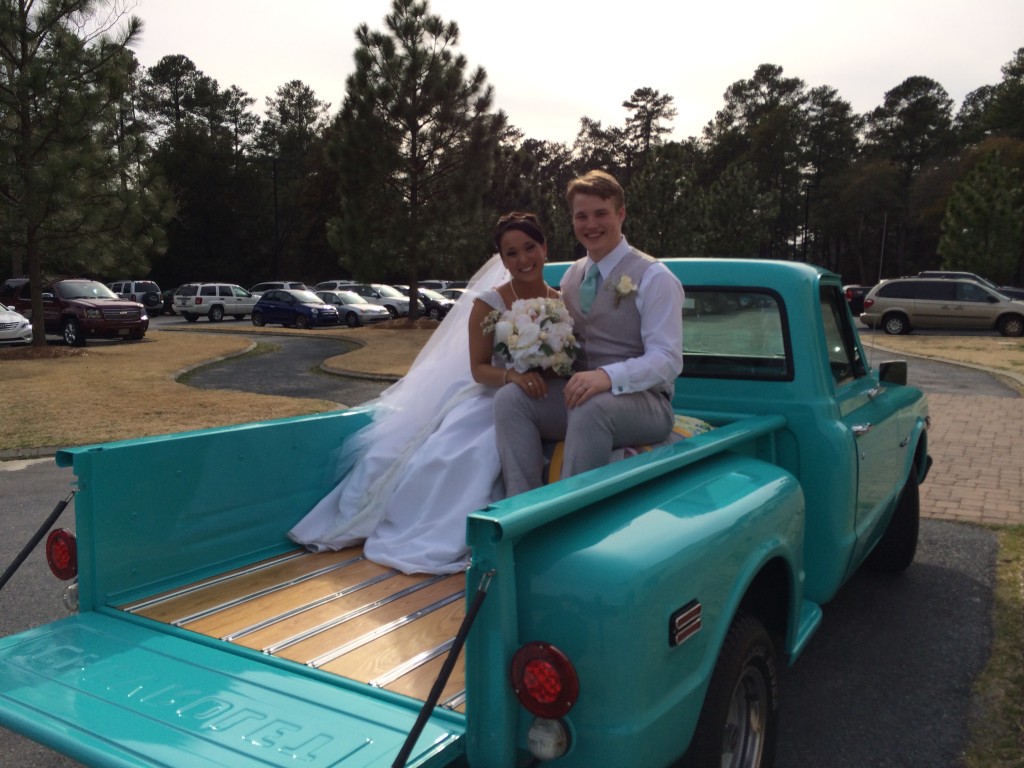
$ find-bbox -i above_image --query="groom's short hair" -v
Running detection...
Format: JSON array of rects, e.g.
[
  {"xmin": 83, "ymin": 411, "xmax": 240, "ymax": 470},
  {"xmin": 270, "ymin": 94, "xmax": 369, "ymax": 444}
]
[{"xmin": 566, "ymin": 170, "xmax": 625, "ymax": 211}]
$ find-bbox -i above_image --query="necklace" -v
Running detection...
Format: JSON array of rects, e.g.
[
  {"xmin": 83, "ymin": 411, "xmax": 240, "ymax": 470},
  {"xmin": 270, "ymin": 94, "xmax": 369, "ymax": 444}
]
[{"xmin": 509, "ymin": 281, "xmax": 520, "ymax": 301}]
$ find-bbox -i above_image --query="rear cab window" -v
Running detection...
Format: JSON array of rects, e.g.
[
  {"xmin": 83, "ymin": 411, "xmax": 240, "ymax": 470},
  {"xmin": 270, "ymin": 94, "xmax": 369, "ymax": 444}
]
[{"xmin": 682, "ymin": 288, "xmax": 792, "ymax": 380}]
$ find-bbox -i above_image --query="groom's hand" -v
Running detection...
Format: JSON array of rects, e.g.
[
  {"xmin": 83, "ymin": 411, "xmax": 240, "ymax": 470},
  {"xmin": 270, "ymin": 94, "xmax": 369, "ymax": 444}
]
[{"xmin": 565, "ymin": 370, "xmax": 611, "ymax": 409}]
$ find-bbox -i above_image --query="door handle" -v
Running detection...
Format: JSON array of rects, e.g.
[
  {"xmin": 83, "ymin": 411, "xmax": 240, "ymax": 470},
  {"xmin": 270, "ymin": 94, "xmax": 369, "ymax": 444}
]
[
  {"xmin": 867, "ymin": 385, "xmax": 885, "ymax": 399},
  {"xmin": 852, "ymin": 424, "xmax": 872, "ymax": 436}
]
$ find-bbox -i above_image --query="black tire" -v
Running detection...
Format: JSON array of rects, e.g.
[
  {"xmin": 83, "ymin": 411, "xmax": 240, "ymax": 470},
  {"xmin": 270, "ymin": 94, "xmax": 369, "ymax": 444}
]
[
  {"xmin": 997, "ymin": 314, "xmax": 1024, "ymax": 337},
  {"xmin": 143, "ymin": 291, "xmax": 160, "ymax": 309},
  {"xmin": 251, "ymin": 311, "xmax": 265, "ymax": 327},
  {"xmin": 385, "ymin": 304, "xmax": 398, "ymax": 319},
  {"xmin": 428, "ymin": 307, "xmax": 442, "ymax": 321},
  {"xmin": 866, "ymin": 465, "xmax": 920, "ymax": 572},
  {"xmin": 183, "ymin": 312, "xmax": 198, "ymax": 323},
  {"xmin": 62, "ymin": 317, "xmax": 86, "ymax": 347},
  {"xmin": 295, "ymin": 313, "xmax": 309, "ymax": 329},
  {"xmin": 685, "ymin": 612, "xmax": 778, "ymax": 768},
  {"xmin": 208, "ymin": 305, "xmax": 225, "ymax": 322},
  {"xmin": 346, "ymin": 312, "xmax": 359, "ymax": 328},
  {"xmin": 882, "ymin": 313, "xmax": 910, "ymax": 335}
]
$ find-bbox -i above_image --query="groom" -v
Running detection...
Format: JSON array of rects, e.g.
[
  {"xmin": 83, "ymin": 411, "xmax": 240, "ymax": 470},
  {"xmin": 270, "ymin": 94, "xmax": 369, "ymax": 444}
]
[{"xmin": 494, "ymin": 169, "xmax": 684, "ymax": 495}]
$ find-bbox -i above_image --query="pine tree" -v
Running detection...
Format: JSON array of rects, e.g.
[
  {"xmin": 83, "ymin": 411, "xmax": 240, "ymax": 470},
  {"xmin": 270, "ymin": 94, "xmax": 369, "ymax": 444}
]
[
  {"xmin": 0, "ymin": 0, "xmax": 167, "ymax": 345},
  {"xmin": 938, "ymin": 151, "xmax": 1024, "ymax": 283},
  {"xmin": 328, "ymin": 0, "xmax": 499, "ymax": 308}
]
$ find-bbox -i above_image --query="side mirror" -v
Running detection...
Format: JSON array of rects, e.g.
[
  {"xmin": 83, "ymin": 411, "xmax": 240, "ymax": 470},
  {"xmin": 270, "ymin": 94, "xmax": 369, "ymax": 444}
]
[{"xmin": 878, "ymin": 360, "xmax": 908, "ymax": 385}]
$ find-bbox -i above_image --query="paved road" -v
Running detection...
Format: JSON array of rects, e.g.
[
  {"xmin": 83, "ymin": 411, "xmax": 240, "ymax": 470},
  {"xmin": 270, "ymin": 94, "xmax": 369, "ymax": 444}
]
[{"xmin": 0, "ymin": 325, "xmax": 1011, "ymax": 767}]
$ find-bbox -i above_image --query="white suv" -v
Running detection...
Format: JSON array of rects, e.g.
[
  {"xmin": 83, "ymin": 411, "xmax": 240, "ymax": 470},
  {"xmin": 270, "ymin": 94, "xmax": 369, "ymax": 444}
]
[
  {"xmin": 175, "ymin": 283, "xmax": 257, "ymax": 322},
  {"xmin": 250, "ymin": 280, "xmax": 308, "ymax": 297},
  {"xmin": 108, "ymin": 280, "xmax": 163, "ymax": 315}
]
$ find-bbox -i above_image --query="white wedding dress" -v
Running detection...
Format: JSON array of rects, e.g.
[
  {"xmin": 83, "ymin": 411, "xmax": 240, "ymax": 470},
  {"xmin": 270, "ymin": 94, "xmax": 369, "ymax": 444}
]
[{"xmin": 288, "ymin": 257, "xmax": 511, "ymax": 574}]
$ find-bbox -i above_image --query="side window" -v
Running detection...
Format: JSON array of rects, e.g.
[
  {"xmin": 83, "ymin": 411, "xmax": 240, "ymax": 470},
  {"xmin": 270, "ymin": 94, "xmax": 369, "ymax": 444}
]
[
  {"xmin": 820, "ymin": 285, "xmax": 866, "ymax": 385},
  {"xmin": 958, "ymin": 283, "xmax": 990, "ymax": 302},
  {"xmin": 232, "ymin": 286, "xmax": 250, "ymax": 298},
  {"xmin": 219, "ymin": 285, "xmax": 232, "ymax": 297},
  {"xmin": 915, "ymin": 281, "xmax": 955, "ymax": 300},
  {"xmin": 200, "ymin": 285, "xmax": 216, "ymax": 297}
]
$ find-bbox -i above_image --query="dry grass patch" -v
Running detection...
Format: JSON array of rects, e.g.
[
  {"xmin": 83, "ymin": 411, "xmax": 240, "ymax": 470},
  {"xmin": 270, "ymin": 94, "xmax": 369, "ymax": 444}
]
[
  {"xmin": 0, "ymin": 331, "xmax": 342, "ymax": 450},
  {"xmin": 861, "ymin": 333, "xmax": 1024, "ymax": 377}
]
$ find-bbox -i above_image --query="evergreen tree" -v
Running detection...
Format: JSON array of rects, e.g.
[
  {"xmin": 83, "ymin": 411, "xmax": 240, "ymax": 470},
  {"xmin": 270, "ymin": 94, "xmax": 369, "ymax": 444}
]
[
  {"xmin": 938, "ymin": 151, "xmax": 1024, "ymax": 283},
  {"xmin": 329, "ymin": 0, "xmax": 499, "ymax": 311},
  {"xmin": 0, "ymin": 0, "xmax": 170, "ymax": 345}
]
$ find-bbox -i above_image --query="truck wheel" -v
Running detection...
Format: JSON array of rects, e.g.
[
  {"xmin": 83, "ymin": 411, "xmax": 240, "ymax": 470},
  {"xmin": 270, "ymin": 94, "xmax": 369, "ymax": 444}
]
[
  {"xmin": 685, "ymin": 612, "xmax": 778, "ymax": 768},
  {"xmin": 62, "ymin": 317, "xmax": 86, "ymax": 347},
  {"xmin": 866, "ymin": 465, "xmax": 919, "ymax": 573},
  {"xmin": 208, "ymin": 305, "xmax": 224, "ymax": 322},
  {"xmin": 183, "ymin": 312, "xmax": 198, "ymax": 323},
  {"xmin": 882, "ymin": 313, "xmax": 910, "ymax": 335},
  {"xmin": 997, "ymin": 314, "xmax": 1024, "ymax": 337}
]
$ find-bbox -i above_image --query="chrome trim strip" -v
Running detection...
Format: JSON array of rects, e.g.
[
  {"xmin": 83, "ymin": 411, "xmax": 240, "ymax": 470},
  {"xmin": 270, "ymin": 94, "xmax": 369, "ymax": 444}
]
[
  {"xmin": 264, "ymin": 575, "xmax": 448, "ymax": 655},
  {"xmin": 122, "ymin": 550, "xmax": 309, "ymax": 612},
  {"xmin": 370, "ymin": 638, "xmax": 455, "ymax": 687},
  {"xmin": 307, "ymin": 590, "xmax": 463, "ymax": 668},
  {"xmin": 223, "ymin": 570, "xmax": 398, "ymax": 641},
  {"xmin": 441, "ymin": 690, "xmax": 467, "ymax": 710},
  {"xmin": 169, "ymin": 556, "xmax": 366, "ymax": 626}
]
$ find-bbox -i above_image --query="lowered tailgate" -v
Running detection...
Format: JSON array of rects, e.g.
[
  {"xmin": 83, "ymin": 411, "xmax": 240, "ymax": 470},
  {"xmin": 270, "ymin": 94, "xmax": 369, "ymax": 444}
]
[{"xmin": 0, "ymin": 613, "xmax": 463, "ymax": 768}]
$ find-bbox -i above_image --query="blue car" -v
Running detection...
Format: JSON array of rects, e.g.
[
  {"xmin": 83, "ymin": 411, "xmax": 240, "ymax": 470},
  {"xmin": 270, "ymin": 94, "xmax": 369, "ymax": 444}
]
[{"xmin": 251, "ymin": 288, "xmax": 341, "ymax": 329}]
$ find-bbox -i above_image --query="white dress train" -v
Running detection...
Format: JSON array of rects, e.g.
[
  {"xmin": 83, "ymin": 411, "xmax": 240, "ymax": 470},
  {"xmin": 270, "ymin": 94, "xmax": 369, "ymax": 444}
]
[{"xmin": 288, "ymin": 268, "xmax": 510, "ymax": 575}]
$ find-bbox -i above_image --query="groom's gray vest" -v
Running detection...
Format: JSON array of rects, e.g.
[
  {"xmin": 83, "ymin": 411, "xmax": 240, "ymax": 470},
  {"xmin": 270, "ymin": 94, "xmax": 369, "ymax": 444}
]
[{"xmin": 562, "ymin": 248, "xmax": 673, "ymax": 399}]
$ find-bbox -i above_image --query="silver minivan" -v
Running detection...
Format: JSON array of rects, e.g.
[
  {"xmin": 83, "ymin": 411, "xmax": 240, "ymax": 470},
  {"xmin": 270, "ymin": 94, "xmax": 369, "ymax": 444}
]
[{"xmin": 861, "ymin": 277, "xmax": 1024, "ymax": 336}]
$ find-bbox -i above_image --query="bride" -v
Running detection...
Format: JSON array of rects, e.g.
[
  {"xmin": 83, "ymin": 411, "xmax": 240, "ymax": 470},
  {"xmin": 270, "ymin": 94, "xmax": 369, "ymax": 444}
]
[{"xmin": 288, "ymin": 213, "xmax": 564, "ymax": 574}]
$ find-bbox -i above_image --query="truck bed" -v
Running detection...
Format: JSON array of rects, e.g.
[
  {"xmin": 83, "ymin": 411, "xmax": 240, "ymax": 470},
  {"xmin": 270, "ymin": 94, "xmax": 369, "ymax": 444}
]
[{"xmin": 118, "ymin": 547, "xmax": 469, "ymax": 712}]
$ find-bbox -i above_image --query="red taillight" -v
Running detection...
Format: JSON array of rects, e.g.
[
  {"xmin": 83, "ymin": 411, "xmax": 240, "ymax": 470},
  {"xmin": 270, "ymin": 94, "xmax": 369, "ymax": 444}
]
[
  {"xmin": 863, "ymin": 298, "xmax": 874, "ymax": 309},
  {"xmin": 195, "ymin": 297, "xmax": 204, "ymax": 304},
  {"xmin": 46, "ymin": 529, "xmax": 77, "ymax": 580},
  {"xmin": 510, "ymin": 642, "xmax": 579, "ymax": 718}
]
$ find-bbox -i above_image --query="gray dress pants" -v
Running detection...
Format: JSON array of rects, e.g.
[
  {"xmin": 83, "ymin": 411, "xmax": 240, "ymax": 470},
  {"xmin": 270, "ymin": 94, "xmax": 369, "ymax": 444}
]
[{"xmin": 494, "ymin": 378, "xmax": 674, "ymax": 496}]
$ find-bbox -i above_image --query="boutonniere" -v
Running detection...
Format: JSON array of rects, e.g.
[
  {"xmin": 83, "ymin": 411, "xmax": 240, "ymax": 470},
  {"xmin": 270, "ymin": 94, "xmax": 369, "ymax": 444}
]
[{"xmin": 608, "ymin": 275, "xmax": 638, "ymax": 306}]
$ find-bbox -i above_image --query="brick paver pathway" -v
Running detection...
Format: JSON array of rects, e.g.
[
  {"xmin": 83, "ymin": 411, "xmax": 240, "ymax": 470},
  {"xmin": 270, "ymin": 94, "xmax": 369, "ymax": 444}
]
[{"xmin": 920, "ymin": 393, "xmax": 1024, "ymax": 526}]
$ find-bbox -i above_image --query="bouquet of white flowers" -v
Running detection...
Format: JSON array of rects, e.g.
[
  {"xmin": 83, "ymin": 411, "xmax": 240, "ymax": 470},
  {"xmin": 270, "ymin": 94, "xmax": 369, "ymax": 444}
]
[{"xmin": 483, "ymin": 297, "xmax": 580, "ymax": 376}]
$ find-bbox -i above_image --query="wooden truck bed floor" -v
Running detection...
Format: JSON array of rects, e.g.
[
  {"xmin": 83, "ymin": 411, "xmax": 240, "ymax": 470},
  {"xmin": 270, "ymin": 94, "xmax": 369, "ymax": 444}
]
[{"xmin": 117, "ymin": 548, "xmax": 468, "ymax": 711}]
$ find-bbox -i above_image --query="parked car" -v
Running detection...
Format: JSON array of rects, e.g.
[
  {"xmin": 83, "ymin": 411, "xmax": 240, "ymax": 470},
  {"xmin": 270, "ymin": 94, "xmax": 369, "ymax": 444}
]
[
  {"xmin": 251, "ymin": 288, "xmax": 341, "ymax": 328},
  {"xmin": 347, "ymin": 283, "xmax": 411, "ymax": 318},
  {"xmin": 861, "ymin": 276, "xmax": 1024, "ymax": 336},
  {"xmin": 0, "ymin": 277, "xmax": 28, "ymax": 301},
  {"xmin": 250, "ymin": 280, "xmax": 308, "ymax": 298},
  {"xmin": 108, "ymin": 280, "xmax": 163, "ymax": 316},
  {"xmin": 917, "ymin": 270, "xmax": 1024, "ymax": 300},
  {"xmin": 440, "ymin": 287, "xmax": 466, "ymax": 301},
  {"xmin": 843, "ymin": 284, "xmax": 872, "ymax": 316},
  {"xmin": 314, "ymin": 279, "xmax": 358, "ymax": 291},
  {"xmin": 394, "ymin": 285, "xmax": 455, "ymax": 320},
  {"xmin": 314, "ymin": 290, "xmax": 391, "ymax": 327},
  {"xmin": 9, "ymin": 278, "xmax": 148, "ymax": 346},
  {"xmin": 0, "ymin": 302, "xmax": 32, "ymax": 345},
  {"xmin": 174, "ymin": 283, "xmax": 257, "ymax": 322}
]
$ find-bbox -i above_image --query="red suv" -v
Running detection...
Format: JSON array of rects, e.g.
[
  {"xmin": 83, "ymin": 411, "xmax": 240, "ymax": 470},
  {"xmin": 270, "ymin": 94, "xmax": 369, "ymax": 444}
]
[{"xmin": 12, "ymin": 279, "xmax": 149, "ymax": 346}]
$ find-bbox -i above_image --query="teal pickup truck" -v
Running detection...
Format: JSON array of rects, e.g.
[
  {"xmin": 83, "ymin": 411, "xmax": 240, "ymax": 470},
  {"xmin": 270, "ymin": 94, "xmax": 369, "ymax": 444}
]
[{"xmin": 0, "ymin": 259, "xmax": 930, "ymax": 768}]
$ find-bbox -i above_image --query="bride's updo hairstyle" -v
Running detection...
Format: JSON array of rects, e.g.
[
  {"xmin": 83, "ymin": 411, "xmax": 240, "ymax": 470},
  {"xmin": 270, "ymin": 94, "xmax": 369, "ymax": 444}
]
[{"xmin": 493, "ymin": 211, "xmax": 546, "ymax": 251}]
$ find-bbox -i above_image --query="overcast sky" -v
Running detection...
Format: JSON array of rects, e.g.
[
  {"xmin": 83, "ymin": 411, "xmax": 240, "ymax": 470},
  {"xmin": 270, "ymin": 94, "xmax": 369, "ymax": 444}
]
[{"xmin": 129, "ymin": 0, "xmax": 1024, "ymax": 144}]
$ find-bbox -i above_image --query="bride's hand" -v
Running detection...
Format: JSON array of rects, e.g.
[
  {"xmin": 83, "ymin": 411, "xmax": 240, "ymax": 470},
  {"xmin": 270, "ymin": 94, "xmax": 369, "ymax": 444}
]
[{"xmin": 514, "ymin": 371, "xmax": 547, "ymax": 399}]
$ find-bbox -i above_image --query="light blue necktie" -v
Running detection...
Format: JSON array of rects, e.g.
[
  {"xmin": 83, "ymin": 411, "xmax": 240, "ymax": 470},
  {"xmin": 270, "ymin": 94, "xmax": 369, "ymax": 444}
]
[{"xmin": 579, "ymin": 263, "xmax": 600, "ymax": 314}]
